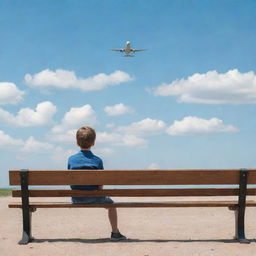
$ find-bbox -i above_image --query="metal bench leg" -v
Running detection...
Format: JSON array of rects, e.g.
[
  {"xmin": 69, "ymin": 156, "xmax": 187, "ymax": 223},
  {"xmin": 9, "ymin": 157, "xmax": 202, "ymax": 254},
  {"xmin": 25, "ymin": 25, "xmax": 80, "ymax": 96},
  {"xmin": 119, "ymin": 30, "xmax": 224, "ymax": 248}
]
[
  {"xmin": 234, "ymin": 169, "xmax": 250, "ymax": 244},
  {"xmin": 19, "ymin": 209, "xmax": 33, "ymax": 244},
  {"xmin": 19, "ymin": 169, "xmax": 34, "ymax": 245},
  {"xmin": 232, "ymin": 206, "xmax": 249, "ymax": 243}
]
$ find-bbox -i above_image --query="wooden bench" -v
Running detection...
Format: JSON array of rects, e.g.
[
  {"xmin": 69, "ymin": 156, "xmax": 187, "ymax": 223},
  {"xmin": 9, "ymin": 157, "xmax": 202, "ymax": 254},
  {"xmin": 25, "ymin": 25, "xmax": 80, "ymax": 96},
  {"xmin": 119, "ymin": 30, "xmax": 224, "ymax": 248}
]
[{"xmin": 9, "ymin": 168, "xmax": 256, "ymax": 244}]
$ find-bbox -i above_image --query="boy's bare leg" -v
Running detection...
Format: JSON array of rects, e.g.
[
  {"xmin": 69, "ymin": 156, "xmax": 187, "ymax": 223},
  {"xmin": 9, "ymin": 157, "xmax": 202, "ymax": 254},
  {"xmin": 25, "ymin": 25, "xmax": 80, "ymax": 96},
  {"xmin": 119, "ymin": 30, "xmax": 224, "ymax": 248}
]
[{"xmin": 108, "ymin": 207, "xmax": 119, "ymax": 233}]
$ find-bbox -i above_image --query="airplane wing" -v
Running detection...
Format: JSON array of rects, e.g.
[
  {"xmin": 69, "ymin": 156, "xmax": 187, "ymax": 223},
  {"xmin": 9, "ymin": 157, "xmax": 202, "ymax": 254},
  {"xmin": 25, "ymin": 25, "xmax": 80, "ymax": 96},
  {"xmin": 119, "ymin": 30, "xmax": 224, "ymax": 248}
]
[
  {"xmin": 110, "ymin": 49, "xmax": 124, "ymax": 52},
  {"xmin": 132, "ymin": 49, "xmax": 146, "ymax": 52}
]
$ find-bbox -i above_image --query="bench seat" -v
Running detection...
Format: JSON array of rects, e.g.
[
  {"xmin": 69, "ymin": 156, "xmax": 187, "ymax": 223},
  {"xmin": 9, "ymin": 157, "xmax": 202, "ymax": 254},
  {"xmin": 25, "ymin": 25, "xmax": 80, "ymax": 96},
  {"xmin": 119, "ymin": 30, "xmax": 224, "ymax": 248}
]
[{"xmin": 8, "ymin": 200, "xmax": 256, "ymax": 208}]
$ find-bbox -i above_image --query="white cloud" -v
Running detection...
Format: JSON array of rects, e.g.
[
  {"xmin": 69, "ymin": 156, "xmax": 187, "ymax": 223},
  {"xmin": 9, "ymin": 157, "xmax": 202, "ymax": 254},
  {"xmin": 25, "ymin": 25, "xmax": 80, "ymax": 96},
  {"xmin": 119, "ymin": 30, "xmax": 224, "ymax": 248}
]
[
  {"xmin": 119, "ymin": 134, "xmax": 147, "ymax": 147},
  {"xmin": 97, "ymin": 118, "xmax": 167, "ymax": 148},
  {"xmin": 48, "ymin": 104, "xmax": 97, "ymax": 142},
  {"xmin": 0, "ymin": 131, "xmax": 55, "ymax": 153},
  {"xmin": 48, "ymin": 129, "xmax": 76, "ymax": 143},
  {"xmin": 97, "ymin": 132, "xmax": 121, "ymax": 144},
  {"xmin": 0, "ymin": 130, "xmax": 23, "ymax": 146},
  {"xmin": 0, "ymin": 101, "xmax": 57, "ymax": 127},
  {"xmin": 153, "ymin": 69, "xmax": 256, "ymax": 104},
  {"xmin": 62, "ymin": 105, "xmax": 97, "ymax": 127},
  {"xmin": 167, "ymin": 116, "xmax": 239, "ymax": 136},
  {"xmin": 119, "ymin": 118, "xmax": 166, "ymax": 135},
  {"xmin": 17, "ymin": 141, "xmax": 76, "ymax": 163},
  {"xmin": 0, "ymin": 129, "xmax": 76, "ymax": 164},
  {"xmin": 49, "ymin": 128, "xmax": 148, "ymax": 148},
  {"xmin": 97, "ymin": 118, "xmax": 166, "ymax": 148},
  {"xmin": 0, "ymin": 82, "xmax": 24, "ymax": 105},
  {"xmin": 148, "ymin": 163, "xmax": 160, "ymax": 169},
  {"xmin": 97, "ymin": 132, "xmax": 147, "ymax": 147},
  {"xmin": 51, "ymin": 146, "xmax": 77, "ymax": 163},
  {"xmin": 25, "ymin": 69, "xmax": 133, "ymax": 91},
  {"xmin": 104, "ymin": 103, "xmax": 133, "ymax": 116},
  {"xmin": 21, "ymin": 136, "xmax": 54, "ymax": 152}
]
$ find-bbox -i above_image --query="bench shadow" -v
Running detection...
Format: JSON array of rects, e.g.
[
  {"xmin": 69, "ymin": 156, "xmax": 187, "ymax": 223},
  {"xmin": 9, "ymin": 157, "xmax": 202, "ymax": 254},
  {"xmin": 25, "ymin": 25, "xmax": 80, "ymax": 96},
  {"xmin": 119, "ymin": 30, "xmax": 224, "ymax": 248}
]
[{"xmin": 32, "ymin": 237, "xmax": 250, "ymax": 244}]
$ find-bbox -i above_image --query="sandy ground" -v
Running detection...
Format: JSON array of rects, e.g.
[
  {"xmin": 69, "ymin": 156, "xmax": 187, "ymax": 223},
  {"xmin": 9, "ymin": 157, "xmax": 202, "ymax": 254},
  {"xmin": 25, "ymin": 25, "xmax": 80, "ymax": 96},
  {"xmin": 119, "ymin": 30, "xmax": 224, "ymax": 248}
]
[{"xmin": 1, "ymin": 196, "xmax": 256, "ymax": 256}]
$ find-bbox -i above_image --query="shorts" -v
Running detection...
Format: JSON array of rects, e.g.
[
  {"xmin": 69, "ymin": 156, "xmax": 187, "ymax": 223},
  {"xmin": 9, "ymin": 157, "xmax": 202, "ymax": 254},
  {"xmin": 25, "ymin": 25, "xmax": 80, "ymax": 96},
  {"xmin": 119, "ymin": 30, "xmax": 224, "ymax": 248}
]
[{"xmin": 71, "ymin": 196, "xmax": 114, "ymax": 204}]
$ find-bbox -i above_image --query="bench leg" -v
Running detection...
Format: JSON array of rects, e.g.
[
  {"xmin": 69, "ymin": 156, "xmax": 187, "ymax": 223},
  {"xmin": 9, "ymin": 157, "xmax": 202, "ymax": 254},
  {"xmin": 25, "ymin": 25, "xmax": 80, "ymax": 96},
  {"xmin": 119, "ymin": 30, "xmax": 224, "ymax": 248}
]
[
  {"xmin": 19, "ymin": 170, "xmax": 36, "ymax": 245},
  {"xmin": 231, "ymin": 206, "xmax": 250, "ymax": 244},
  {"xmin": 233, "ymin": 169, "xmax": 250, "ymax": 244},
  {"xmin": 19, "ymin": 208, "xmax": 34, "ymax": 245}
]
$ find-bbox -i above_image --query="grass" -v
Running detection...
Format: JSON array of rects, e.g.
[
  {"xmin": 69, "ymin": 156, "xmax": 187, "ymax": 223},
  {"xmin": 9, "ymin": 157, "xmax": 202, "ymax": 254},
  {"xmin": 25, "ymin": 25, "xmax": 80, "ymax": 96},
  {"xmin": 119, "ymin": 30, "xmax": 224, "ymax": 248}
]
[{"xmin": 0, "ymin": 188, "xmax": 12, "ymax": 196}]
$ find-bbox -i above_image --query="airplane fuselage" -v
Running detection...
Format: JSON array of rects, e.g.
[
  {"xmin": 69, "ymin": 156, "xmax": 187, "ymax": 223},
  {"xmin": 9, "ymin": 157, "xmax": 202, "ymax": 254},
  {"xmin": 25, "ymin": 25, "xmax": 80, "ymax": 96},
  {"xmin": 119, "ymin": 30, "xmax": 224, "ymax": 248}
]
[
  {"xmin": 111, "ymin": 41, "xmax": 145, "ymax": 57},
  {"xmin": 123, "ymin": 41, "xmax": 134, "ymax": 56}
]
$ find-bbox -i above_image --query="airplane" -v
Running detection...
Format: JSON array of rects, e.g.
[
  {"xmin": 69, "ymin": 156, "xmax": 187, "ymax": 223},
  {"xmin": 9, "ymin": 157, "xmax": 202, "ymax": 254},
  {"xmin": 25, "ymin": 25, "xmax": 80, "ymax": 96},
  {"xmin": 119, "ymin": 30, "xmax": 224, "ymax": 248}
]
[{"xmin": 110, "ymin": 41, "xmax": 146, "ymax": 57}]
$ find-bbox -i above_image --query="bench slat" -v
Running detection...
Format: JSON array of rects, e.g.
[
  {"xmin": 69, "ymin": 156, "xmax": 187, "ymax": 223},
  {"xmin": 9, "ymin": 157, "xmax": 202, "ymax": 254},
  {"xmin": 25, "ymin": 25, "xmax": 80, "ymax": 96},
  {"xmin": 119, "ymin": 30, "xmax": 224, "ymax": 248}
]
[
  {"xmin": 11, "ymin": 188, "xmax": 256, "ymax": 197},
  {"xmin": 9, "ymin": 169, "xmax": 256, "ymax": 186},
  {"xmin": 8, "ymin": 200, "xmax": 256, "ymax": 208}
]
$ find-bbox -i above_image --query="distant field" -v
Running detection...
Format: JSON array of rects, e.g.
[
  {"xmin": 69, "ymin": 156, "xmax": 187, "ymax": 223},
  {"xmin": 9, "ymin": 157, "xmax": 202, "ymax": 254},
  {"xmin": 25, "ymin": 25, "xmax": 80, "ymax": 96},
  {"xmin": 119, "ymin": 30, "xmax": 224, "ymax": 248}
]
[{"xmin": 0, "ymin": 188, "xmax": 12, "ymax": 196}]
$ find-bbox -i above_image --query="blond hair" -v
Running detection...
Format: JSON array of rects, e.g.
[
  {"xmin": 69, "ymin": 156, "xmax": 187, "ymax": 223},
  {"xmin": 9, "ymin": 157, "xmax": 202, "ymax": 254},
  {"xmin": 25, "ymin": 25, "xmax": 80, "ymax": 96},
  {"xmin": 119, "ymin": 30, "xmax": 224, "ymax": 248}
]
[{"xmin": 76, "ymin": 126, "xmax": 96, "ymax": 149}]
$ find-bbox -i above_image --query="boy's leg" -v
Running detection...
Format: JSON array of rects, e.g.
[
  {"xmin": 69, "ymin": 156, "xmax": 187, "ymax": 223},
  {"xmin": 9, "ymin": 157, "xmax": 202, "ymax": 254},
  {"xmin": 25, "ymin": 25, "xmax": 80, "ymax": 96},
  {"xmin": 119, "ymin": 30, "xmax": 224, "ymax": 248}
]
[{"xmin": 108, "ymin": 207, "xmax": 119, "ymax": 233}]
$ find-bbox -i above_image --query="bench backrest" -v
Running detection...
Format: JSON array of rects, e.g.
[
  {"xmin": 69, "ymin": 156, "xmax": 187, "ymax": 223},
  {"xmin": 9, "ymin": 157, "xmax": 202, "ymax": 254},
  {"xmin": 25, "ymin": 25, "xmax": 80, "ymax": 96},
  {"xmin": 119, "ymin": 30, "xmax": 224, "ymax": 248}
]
[
  {"xmin": 9, "ymin": 169, "xmax": 256, "ymax": 185},
  {"xmin": 9, "ymin": 169, "xmax": 256, "ymax": 198}
]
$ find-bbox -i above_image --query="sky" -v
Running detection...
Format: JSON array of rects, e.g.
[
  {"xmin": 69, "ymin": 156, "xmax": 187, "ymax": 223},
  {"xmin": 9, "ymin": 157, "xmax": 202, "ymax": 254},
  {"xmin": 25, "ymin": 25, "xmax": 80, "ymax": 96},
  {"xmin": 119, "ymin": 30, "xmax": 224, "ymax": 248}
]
[{"xmin": 1, "ymin": 0, "xmax": 256, "ymax": 187}]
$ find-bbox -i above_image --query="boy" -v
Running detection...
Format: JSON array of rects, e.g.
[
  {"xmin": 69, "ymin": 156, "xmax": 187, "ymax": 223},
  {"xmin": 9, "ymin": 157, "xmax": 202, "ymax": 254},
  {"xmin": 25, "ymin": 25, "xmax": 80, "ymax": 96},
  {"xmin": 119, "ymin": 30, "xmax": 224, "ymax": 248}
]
[{"xmin": 68, "ymin": 126, "xmax": 126, "ymax": 240}]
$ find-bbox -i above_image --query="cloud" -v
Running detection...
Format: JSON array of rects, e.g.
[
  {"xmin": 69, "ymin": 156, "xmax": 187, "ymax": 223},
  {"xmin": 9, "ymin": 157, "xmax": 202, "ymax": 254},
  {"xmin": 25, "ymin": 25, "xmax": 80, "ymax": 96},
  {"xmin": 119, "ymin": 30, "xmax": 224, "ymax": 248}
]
[
  {"xmin": 119, "ymin": 118, "xmax": 166, "ymax": 135},
  {"xmin": 0, "ymin": 82, "xmax": 24, "ymax": 105},
  {"xmin": 93, "ymin": 118, "xmax": 166, "ymax": 148},
  {"xmin": 25, "ymin": 69, "xmax": 133, "ymax": 91},
  {"xmin": 62, "ymin": 105, "xmax": 97, "ymax": 127},
  {"xmin": 96, "ymin": 118, "xmax": 167, "ymax": 148},
  {"xmin": 148, "ymin": 163, "xmax": 160, "ymax": 169},
  {"xmin": 153, "ymin": 69, "xmax": 256, "ymax": 104},
  {"xmin": 97, "ymin": 132, "xmax": 147, "ymax": 147},
  {"xmin": 48, "ymin": 104, "xmax": 97, "ymax": 142},
  {"xmin": 0, "ymin": 129, "xmax": 77, "ymax": 164},
  {"xmin": 0, "ymin": 130, "xmax": 23, "ymax": 146},
  {"xmin": 97, "ymin": 132, "xmax": 121, "ymax": 144},
  {"xmin": 119, "ymin": 134, "xmax": 147, "ymax": 147},
  {"xmin": 166, "ymin": 116, "xmax": 239, "ymax": 136},
  {"xmin": 21, "ymin": 136, "xmax": 54, "ymax": 152},
  {"xmin": 0, "ymin": 101, "xmax": 57, "ymax": 127},
  {"xmin": 49, "ymin": 129, "xmax": 76, "ymax": 143},
  {"xmin": 0, "ymin": 132, "xmax": 54, "ymax": 153},
  {"xmin": 104, "ymin": 103, "xmax": 133, "ymax": 116},
  {"xmin": 50, "ymin": 146, "xmax": 77, "ymax": 163}
]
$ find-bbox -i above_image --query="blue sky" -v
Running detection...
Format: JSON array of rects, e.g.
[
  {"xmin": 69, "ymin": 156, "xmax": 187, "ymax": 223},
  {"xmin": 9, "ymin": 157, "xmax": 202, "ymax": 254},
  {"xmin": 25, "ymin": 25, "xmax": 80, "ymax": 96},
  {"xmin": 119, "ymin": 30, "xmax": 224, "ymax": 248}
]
[{"xmin": 1, "ymin": 0, "xmax": 256, "ymax": 187}]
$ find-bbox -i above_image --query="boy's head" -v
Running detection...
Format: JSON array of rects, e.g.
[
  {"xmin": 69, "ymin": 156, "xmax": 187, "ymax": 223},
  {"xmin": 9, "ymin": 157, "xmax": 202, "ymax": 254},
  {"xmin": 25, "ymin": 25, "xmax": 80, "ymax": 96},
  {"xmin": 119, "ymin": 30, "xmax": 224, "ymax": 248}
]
[{"xmin": 76, "ymin": 126, "xmax": 96, "ymax": 149}]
